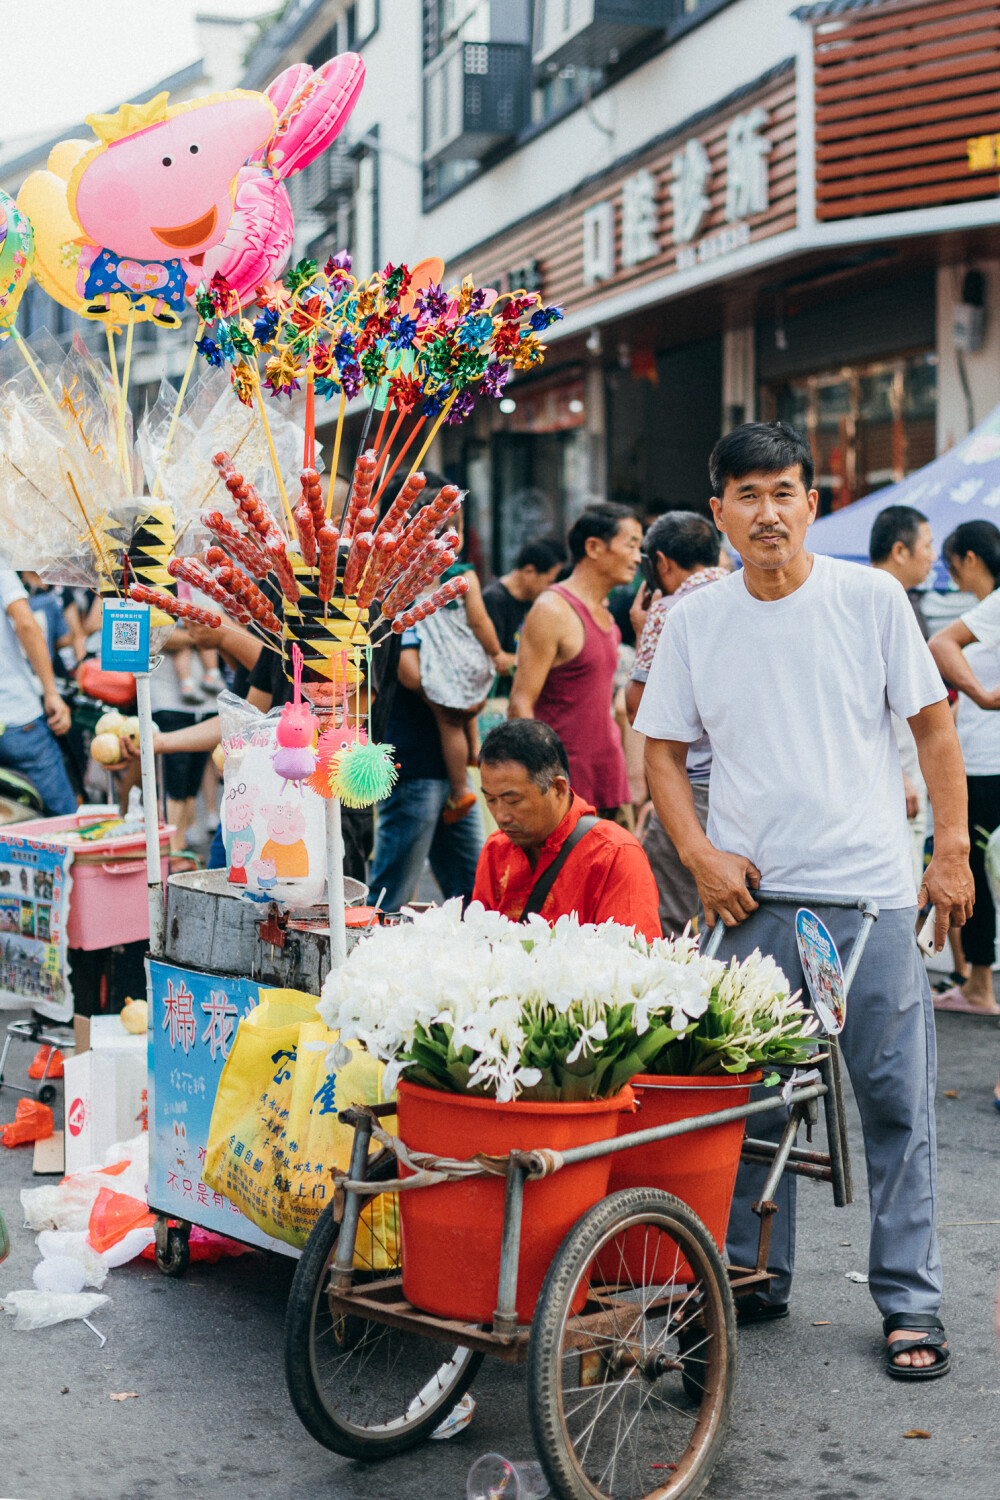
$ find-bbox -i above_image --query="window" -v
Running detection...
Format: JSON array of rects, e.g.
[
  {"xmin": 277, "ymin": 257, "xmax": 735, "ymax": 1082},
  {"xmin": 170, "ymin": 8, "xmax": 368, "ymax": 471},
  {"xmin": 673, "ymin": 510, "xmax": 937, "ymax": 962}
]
[
  {"xmin": 342, "ymin": 0, "xmax": 379, "ymax": 50},
  {"xmin": 760, "ymin": 352, "xmax": 938, "ymax": 517}
]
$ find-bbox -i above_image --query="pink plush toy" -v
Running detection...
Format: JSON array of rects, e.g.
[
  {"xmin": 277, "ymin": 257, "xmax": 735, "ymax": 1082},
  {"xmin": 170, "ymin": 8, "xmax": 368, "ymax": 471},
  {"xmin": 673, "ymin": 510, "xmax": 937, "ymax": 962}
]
[{"xmin": 272, "ymin": 645, "xmax": 319, "ymax": 791}]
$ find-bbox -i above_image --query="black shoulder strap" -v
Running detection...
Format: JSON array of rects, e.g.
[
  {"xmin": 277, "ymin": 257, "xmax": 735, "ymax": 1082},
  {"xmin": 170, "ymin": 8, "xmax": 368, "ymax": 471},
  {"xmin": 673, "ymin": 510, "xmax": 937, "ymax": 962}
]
[{"xmin": 520, "ymin": 816, "xmax": 599, "ymax": 922}]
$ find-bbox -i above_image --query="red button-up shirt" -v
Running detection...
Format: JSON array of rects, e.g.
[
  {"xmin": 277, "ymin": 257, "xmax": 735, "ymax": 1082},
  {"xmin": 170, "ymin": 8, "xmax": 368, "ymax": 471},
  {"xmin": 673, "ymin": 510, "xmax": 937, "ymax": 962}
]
[{"xmin": 472, "ymin": 793, "xmax": 662, "ymax": 940}]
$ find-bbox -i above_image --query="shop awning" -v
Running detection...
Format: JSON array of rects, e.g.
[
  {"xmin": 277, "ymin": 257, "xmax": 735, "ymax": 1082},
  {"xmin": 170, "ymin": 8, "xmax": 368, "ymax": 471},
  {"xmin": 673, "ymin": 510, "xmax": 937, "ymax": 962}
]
[{"xmin": 808, "ymin": 404, "xmax": 1000, "ymax": 575}]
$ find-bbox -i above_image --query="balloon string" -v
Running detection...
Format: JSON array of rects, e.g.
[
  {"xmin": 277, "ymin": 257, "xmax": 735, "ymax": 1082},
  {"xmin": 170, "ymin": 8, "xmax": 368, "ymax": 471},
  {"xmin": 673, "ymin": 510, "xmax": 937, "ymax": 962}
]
[
  {"xmin": 10, "ymin": 327, "xmax": 63, "ymax": 425},
  {"xmin": 118, "ymin": 309, "xmax": 136, "ymax": 484},
  {"xmin": 402, "ymin": 393, "xmax": 456, "ymax": 487},
  {"xmin": 370, "ymin": 414, "xmax": 427, "ymax": 512},
  {"xmin": 151, "ymin": 320, "xmax": 204, "ymax": 500},
  {"xmin": 304, "ymin": 368, "xmax": 316, "ymax": 471},
  {"xmin": 103, "ymin": 324, "xmax": 123, "ymax": 475},
  {"xmin": 325, "ymin": 390, "xmax": 347, "ymax": 519},
  {"xmin": 253, "ymin": 382, "xmax": 297, "ymax": 534}
]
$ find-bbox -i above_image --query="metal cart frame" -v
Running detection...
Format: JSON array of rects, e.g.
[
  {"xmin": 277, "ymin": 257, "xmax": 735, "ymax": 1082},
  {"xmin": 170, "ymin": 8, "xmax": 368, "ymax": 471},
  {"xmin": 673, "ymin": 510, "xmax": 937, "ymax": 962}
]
[{"xmin": 284, "ymin": 891, "xmax": 878, "ymax": 1499}]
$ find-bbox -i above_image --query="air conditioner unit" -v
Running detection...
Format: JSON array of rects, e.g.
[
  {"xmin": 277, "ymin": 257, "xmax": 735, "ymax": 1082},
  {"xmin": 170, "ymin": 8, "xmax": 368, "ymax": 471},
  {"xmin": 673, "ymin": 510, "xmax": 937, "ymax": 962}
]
[
  {"xmin": 423, "ymin": 40, "xmax": 530, "ymax": 162},
  {"xmin": 532, "ymin": 0, "xmax": 669, "ymax": 74}
]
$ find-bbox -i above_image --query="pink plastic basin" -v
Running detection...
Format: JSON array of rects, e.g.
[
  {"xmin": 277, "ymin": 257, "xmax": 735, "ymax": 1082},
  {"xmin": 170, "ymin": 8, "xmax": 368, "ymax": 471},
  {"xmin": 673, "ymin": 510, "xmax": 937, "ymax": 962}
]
[{"xmin": 14, "ymin": 814, "xmax": 173, "ymax": 950}]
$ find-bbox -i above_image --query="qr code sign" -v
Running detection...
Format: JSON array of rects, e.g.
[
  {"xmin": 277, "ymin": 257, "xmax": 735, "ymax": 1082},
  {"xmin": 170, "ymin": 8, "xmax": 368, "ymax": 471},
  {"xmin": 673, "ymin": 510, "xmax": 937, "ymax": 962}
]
[{"xmin": 112, "ymin": 619, "xmax": 139, "ymax": 651}]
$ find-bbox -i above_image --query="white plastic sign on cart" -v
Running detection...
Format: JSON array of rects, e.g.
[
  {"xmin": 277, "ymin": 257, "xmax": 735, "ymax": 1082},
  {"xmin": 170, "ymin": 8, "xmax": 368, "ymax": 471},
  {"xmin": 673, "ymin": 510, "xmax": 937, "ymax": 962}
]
[{"xmin": 795, "ymin": 908, "xmax": 846, "ymax": 1035}]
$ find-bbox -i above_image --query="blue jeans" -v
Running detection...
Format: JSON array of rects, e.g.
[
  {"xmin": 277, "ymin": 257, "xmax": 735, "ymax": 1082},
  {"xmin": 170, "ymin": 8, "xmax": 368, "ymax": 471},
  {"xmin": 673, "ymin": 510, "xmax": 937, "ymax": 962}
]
[
  {"xmin": 0, "ymin": 717, "xmax": 76, "ymax": 817},
  {"xmin": 370, "ymin": 777, "xmax": 484, "ymax": 913}
]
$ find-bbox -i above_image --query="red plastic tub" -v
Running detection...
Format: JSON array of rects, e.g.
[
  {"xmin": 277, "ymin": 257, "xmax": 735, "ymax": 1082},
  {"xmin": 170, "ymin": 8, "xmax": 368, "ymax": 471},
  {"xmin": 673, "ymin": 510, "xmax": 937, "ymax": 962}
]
[
  {"xmin": 15, "ymin": 813, "xmax": 173, "ymax": 950},
  {"xmin": 604, "ymin": 1072, "xmax": 761, "ymax": 1283},
  {"xmin": 396, "ymin": 1078, "xmax": 635, "ymax": 1325}
]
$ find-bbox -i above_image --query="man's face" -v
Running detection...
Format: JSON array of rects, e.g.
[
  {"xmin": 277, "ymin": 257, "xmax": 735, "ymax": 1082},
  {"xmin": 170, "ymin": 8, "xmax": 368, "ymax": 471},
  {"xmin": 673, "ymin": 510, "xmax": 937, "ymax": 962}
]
[
  {"xmin": 523, "ymin": 563, "xmax": 562, "ymax": 601},
  {"xmin": 897, "ymin": 522, "xmax": 935, "ymax": 589},
  {"xmin": 589, "ymin": 518, "xmax": 642, "ymax": 586},
  {"xmin": 710, "ymin": 466, "xmax": 817, "ymax": 572},
  {"xmin": 480, "ymin": 760, "xmax": 569, "ymax": 847}
]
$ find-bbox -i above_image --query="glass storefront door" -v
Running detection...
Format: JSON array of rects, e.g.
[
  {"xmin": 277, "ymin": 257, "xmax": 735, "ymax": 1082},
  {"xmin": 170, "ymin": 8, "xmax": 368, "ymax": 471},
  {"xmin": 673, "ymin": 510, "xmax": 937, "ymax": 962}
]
[{"xmin": 759, "ymin": 350, "xmax": 937, "ymax": 516}]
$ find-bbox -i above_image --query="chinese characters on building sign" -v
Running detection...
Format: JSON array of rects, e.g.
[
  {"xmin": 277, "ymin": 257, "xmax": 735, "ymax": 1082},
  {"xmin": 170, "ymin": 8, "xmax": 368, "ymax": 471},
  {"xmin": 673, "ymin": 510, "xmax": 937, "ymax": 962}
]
[{"xmin": 582, "ymin": 108, "xmax": 772, "ymax": 285}]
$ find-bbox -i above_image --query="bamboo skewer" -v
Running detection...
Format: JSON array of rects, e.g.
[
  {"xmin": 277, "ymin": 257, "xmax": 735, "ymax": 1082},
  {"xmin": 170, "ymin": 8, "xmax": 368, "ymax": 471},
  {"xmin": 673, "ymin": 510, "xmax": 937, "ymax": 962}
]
[{"xmin": 253, "ymin": 383, "xmax": 297, "ymax": 534}]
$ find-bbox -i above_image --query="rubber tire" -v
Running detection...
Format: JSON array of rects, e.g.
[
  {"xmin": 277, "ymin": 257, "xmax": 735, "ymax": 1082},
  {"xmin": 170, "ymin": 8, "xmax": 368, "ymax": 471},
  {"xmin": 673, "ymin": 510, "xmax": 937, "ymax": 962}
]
[
  {"xmin": 284, "ymin": 1201, "xmax": 484, "ymax": 1459},
  {"xmin": 528, "ymin": 1187, "xmax": 737, "ymax": 1500},
  {"xmin": 36, "ymin": 1083, "xmax": 58, "ymax": 1107},
  {"xmin": 155, "ymin": 1227, "xmax": 190, "ymax": 1278}
]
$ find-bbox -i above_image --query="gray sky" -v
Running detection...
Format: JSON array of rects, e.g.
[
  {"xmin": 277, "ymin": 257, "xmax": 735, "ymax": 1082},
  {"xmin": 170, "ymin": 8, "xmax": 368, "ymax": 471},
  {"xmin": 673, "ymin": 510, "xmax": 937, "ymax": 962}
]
[{"xmin": 0, "ymin": 1, "xmax": 264, "ymax": 146}]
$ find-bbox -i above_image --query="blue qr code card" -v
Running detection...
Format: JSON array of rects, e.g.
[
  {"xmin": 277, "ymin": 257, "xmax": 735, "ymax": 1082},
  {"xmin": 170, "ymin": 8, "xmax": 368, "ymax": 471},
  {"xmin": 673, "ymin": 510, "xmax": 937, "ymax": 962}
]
[{"xmin": 101, "ymin": 600, "xmax": 151, "ymax": 673}]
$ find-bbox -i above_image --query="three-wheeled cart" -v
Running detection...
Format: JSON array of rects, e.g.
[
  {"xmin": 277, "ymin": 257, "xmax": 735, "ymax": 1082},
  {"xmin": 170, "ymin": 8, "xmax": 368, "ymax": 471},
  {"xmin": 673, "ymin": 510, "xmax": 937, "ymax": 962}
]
[{"xmin": 282, "ymin": 891, "xmax": 875, "ymax": 1500}]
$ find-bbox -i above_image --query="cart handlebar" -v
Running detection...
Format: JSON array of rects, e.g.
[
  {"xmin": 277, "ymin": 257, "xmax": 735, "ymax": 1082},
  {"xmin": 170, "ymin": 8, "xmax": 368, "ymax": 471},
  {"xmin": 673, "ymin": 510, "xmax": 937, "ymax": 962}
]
[{"xmin": 702, "ymin": 889, "xmax": 879, "ymax": 961}]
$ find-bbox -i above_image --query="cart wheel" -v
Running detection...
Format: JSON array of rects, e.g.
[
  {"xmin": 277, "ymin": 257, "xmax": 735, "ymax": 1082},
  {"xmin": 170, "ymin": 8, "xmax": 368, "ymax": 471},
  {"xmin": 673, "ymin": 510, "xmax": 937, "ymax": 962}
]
[
  {"xmin": 36, "ymin": 1083, "xmax": 57, "ymax": 1107},
  {"xmin": 155, "ymin": 1227, "xmax": 190, "ymax": 1278},
  {"xmin": 528, "ymin": 1188, "xmax": 736, "ymax": 1500},
  {"xmin": 285, "ymin": 1199, "xmax": 483, "ymax": 1459}
]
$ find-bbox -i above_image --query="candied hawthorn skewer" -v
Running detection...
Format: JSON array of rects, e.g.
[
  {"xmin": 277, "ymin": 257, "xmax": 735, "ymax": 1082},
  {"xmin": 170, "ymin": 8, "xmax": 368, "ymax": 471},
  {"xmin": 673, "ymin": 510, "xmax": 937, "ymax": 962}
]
[
  {"xmin": 389, "ymin": 575, "xmax": 470, "ymax": 634},
  {"xmin": 128, "ymin": 585, "xmax": 221, "ymax": 629}
]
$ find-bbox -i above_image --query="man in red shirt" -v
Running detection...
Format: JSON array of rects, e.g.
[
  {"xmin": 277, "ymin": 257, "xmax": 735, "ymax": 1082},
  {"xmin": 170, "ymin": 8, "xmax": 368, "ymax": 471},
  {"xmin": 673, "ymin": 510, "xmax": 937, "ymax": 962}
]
[{"xmin": 472, "ymin": 720, "xmax": 661, "ymax": 939}]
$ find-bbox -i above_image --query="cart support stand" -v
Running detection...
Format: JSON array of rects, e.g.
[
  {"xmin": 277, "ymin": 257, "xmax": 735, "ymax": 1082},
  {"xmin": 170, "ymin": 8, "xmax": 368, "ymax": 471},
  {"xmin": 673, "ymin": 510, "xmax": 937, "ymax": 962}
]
[
  {"xmin": 136, "ymin": 670, "xmax": 165, "ymax": 959},
  {"xmin": 331, "ymin": 1110, "xmax": 372, "ymax": 1290},
  {"xmin": 493, "ymin": 1159, "xmax": 526, "ymax": 1337}
]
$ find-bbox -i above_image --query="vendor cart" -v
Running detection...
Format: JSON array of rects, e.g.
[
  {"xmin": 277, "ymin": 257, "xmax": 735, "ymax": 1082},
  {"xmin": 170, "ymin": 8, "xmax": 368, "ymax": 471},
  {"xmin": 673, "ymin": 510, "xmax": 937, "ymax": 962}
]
[{"xmin": 282, "ymin": 891, "xmax": 874, "ymax": 1500}]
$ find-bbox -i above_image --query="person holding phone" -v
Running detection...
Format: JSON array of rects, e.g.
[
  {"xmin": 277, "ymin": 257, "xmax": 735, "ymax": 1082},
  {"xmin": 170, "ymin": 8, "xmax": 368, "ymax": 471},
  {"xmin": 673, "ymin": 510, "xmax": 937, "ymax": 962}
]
[{"xmin": 625, "ymin": 511, "xmax": 728, "ymax": 936}]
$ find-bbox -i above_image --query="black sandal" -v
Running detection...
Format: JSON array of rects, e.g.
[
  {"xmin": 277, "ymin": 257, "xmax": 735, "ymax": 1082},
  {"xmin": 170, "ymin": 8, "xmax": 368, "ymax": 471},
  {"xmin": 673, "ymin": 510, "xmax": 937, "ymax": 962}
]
[
  {"xmin": 736, "ymin": 1293, "xmax": 789, "ymax": 1325},
  {"xmin": 883, "ymin": 1312, "xmax": 950, "ymax": 1380}
]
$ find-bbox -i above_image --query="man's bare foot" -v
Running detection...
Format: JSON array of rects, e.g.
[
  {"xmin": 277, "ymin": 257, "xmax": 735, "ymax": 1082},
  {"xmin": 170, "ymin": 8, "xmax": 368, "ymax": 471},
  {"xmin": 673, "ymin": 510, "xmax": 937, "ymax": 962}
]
[
  {"xmin": 883, "ymin": 1314, "xmax": 950, "ymax": 1379},
  {"xmin": 888, "ymin": 1329, "xmax": 946, "ymax": 1369}
]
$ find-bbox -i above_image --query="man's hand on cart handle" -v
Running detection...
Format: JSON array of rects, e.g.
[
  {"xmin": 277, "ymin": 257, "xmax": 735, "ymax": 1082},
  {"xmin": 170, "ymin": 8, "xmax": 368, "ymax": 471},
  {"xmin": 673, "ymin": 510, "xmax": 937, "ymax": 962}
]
[
  {"xmin": 691, "ymin": 846, "xmax": 761, "ymax": 929},
  {"xmin": 918, "ymin": 846, "xmax": 975, "ymax": 952}
]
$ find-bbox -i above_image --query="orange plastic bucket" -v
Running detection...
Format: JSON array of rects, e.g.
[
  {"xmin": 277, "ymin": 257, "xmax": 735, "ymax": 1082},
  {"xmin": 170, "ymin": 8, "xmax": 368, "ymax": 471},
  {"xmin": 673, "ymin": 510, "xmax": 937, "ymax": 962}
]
[
  {"xmin": 604, "ymin": 1072, "xmax": 761, "ymax": 1284},
  {"xmin": 396, "ymin": 1079, "xmax": 635, "ymax": 1324}
]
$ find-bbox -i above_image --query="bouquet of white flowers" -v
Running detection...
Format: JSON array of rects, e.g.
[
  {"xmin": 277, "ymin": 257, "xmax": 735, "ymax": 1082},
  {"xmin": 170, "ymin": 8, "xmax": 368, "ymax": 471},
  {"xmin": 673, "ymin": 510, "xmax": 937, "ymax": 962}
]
[{"xmin": 318, "ymin": 902, "xmax": 819, "ymax": 1103}]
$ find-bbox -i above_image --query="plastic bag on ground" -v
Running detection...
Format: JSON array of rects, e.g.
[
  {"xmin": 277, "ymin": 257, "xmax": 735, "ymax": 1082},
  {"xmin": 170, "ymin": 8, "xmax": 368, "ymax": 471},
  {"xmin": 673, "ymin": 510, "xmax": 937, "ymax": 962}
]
[
  {"xmin": 33, "ymin": 1255, "xmax": 87, "ymax": 1294},
  {"xmin": 2, "ymin": 1290, "xmax": 110, "ymax": 1331},
  {"xmin": 21, "ymin": 1135, "xmax": 149, "ymax": 1232},
  {"xmin": 138, "ymin": 1225, "xmax": 249, "ymax": 1265},
  {"xmin": 36, "ymin": 1230, "xmax": 109, "ymax": 1289},
  {"xmin": 87, "ymin": 1187, "xmax": 155, "ymax": 1255}
]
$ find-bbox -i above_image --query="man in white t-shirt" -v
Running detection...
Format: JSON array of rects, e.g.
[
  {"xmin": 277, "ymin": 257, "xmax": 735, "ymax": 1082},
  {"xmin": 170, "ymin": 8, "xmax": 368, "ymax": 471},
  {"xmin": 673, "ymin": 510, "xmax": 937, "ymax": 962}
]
[
  {"xmin": 636, "ymin": 422, "xmax": 972, "ymax": 1381},
  {"xmin": 0, "ymin": 568, "xmax": 75, "ymax": 816}
]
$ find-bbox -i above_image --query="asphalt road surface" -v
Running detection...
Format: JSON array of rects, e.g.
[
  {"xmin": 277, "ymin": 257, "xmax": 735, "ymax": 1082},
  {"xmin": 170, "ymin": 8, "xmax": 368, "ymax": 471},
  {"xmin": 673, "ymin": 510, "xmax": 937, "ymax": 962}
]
[{"xmin": 0, "ymin": 1005, "xmax": 997, "ymax": 1500}]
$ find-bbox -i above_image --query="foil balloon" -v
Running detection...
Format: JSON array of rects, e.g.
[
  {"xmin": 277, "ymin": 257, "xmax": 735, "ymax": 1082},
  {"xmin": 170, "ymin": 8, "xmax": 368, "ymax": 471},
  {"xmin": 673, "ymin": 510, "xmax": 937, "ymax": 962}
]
[
  {"xmin": 18, "ymin": 89, "xmax": 276, "ymax": 328},
  {"xmin": 199, "ymin": 54, "xmax": 365, "ymax": 308},
  {"xmin": 0, "ymin": 189, "xmax": 34, "ymax": 333}
]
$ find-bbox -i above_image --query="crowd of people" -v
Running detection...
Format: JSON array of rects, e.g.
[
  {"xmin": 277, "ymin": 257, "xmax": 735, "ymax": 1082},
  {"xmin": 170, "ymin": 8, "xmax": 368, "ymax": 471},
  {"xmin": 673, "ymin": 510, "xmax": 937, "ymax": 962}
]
[{"xmin": 5, "ymin": 418, "xmax": 999, "ymax": 1383}]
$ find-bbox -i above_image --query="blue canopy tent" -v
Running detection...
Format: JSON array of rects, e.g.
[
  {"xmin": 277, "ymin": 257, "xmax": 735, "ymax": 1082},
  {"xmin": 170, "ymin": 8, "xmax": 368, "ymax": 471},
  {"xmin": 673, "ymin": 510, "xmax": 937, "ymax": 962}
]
[{"xmin": 807, "ymin": 404, "xmax": 1000, "ymax": 582}]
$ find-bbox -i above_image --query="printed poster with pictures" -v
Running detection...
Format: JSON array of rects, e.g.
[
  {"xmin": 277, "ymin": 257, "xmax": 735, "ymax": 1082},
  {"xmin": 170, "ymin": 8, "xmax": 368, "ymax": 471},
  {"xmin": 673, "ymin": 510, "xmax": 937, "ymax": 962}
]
[
  {"xmin": 0, "ymin": 831, "xmax": 73, "ymax": 1022},
  {"xmin": 146, "ymin": 959, "xmax": 291, "ymax": 1254}
]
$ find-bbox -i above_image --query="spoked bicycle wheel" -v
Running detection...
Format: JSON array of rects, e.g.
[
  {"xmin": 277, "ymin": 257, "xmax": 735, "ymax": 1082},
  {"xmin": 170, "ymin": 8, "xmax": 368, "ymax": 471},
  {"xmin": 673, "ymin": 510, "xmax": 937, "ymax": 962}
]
[
  {"xmin": 284, "ymin": 1196, "xmax": 484, "ymax": 1459},
  {"xmin": 528, "ymin": 1188, "xmax": 736, "ymax": 1500}
]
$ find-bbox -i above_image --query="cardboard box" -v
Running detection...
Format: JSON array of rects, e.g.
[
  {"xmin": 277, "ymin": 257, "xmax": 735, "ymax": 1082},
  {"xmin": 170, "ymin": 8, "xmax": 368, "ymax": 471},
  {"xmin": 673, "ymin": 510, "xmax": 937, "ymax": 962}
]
[{"xmin": 63, "ymin": 1016, "xmax": 147, "ymax": 1175}]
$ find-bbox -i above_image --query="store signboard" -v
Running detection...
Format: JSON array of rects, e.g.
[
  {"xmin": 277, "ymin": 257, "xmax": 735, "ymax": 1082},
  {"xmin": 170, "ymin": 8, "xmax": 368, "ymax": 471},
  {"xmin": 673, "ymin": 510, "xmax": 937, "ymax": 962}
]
[
  {"xmin": 812, "ymin": 0, "xmax": 1000, "ymax": 222},
  {"xmin": 146, "ymin": 958, "xmax": 291, "ymax": 1255},
  {"xmin": 447, "ymin": 67, "xmax": 796, "ymax": 320}
]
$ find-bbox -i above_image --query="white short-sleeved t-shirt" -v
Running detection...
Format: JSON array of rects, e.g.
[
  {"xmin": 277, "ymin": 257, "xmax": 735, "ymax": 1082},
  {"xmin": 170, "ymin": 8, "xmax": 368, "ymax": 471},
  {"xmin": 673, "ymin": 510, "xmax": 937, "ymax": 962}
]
[
  {"xmin": 634, "ymin": 554, "xmax": 946, "ymax": 908},
  {"xmin": 0, "ymin": 568, "xmax": 44, "ymax": 729}
]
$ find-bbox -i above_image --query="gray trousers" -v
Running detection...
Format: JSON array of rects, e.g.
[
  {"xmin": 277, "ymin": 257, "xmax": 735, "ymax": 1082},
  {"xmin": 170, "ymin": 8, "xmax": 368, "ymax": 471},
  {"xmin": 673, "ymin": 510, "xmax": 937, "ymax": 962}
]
[
  {"xmin": 714, "ymin": 902, "xmax": 942, "ymax": 1318},
  {"xmin": 642, "ymin": 783, "xmax": 710, "ymax": 938}
]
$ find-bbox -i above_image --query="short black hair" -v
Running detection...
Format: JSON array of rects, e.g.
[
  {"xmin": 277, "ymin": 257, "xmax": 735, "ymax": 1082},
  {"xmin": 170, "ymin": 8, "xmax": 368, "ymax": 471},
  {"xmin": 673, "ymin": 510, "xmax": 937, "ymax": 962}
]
[
  {"xmin": 566, "ymin": 502, "xmax": 638, "ymax": 563},
  {"xmin": 869, "ymin": 505, "xmax": 929, "ymax": 564},
  {"xmin": 643, "ymin": 510, "xmax": 720, "ymax": 571},
  {"xmin": 513, "ymin": 537, "xmax": 566, "ymax": 572},
  {"xmin": 709, "ymin": 421, "xmax": 814, "ymax": 495},
  {"xmin": 376, "ymin": 469, "xmax": 450, "ymax": 524},
  {"xmin": 479, "ymin": 719, "xmax": 570, "ymax": 791},
  {"xmin": 943, "ymin": 519, "xmax": 1000, "ymax": 584}
]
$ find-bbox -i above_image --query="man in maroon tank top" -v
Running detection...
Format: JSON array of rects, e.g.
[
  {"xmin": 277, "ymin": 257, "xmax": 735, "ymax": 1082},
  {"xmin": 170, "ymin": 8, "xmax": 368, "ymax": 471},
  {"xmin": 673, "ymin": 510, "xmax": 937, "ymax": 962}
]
[{"xmin": 508, "ymin": 503, "xmax": 641, "ymax": 817}]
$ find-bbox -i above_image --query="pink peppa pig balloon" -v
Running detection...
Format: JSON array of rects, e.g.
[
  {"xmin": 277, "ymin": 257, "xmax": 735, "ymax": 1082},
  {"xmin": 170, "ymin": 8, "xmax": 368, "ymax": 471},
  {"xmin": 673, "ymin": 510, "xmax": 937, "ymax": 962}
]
[{"xmin": 16, "ymin": 89, "xmax": 275, "ymax": 329}]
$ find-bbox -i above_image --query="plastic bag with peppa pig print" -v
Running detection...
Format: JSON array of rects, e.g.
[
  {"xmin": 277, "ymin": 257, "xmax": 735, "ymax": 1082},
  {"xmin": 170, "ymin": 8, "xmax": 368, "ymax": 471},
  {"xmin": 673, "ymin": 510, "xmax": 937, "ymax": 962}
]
[{"xmin": 217, "ymin": 691, "xmax": 327, "ymax": 908}]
